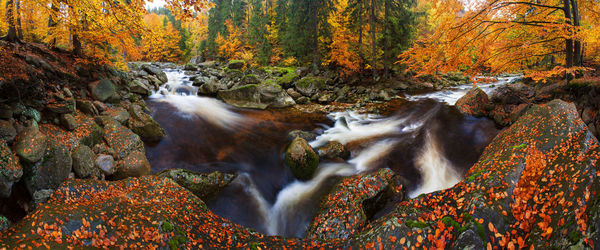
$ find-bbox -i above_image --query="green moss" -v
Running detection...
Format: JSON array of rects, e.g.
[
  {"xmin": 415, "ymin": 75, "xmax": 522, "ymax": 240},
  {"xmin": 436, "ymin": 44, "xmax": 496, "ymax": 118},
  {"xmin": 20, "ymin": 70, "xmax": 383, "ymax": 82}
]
[
  {"xmin": 161, "ymin": 221, "xmax": 173, "ymax": 232},
  {"xmin": 510, "ymin": 143, "xmax": 527, "ymax": 149},
  {"xmin": 467, "ymin": 169, "xmax": 485, "ymax": 182},
  {"xmin": 296, "ymin": 76, "xmax": 325, "ymax": 89},
  {"xmin": 568, "ymin": 230, "xmax": 582, "ymax": 243},
  {"xmin": 277, "ymin": 72, "xmax": 298, "ymax": 86},
  {"xmin": 250, "ymin": 242, "xmax": 260, "ymax": 250},
  {"xmin": 405, "ymin": 220, "xmax": 429, "ymax": 229}
]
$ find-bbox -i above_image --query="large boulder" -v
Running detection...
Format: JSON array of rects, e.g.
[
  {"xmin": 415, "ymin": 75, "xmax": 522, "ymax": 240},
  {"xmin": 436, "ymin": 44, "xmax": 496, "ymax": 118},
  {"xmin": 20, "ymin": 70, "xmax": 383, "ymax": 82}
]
[
  {"xmin": 112, "ymin": 151, "xmax": 151, "ymax": 180},
  {"xmin": 101, "ymin": 117, "xmax": 145, "ymax": 159},
  {"xmin": 217, "ymin": 83, "xmax": 296, "ymax": 109},
  {"xmin": 103, "ymin": 106, "xmax": 130, "ymax": 125},
  {"xmin": 0, "ymin": 140, "xmax": 22, "ymax": 198},
  {"xmin": 96, "ymin": 154, "xmax": 116, "ymax": 176},
  {"xmin": 455, "ymin": 87, "xmax": 491, "ymax": 117},
  {"xmin": 318, "ymin": 141, "xmax": 350, "ymax": 160},
  {"xmin": 142, "ymin": 64, "xmax": 168, "ymax": 83},
  {"xmin": 129, "ymin": 79, "xmax": 152, "ymax": 96},
  {"xmin": 198, "ymin": 78, "xmax": 227, "ymax": 95},
  {"xmin": 227, "ymin": 60, "xmax": 245, "ymax": 70},
  {"xmin": 277, "ymin": 72, "xmax": 298, "ymax": 89},
  {"xmin": 306, "ymin": 168, "xmax": 396, "ymax": 239},
  {"xmin": 158, "ymin": 169, "xmax": 236, "ymax": 201},
  {"xmin": 71, "ymin": 145, "xmax": 95, "ymax": 178},
  {"xmin": 23, "ymin": 139, "xmax": 72, "ymax": 195},
  {"xmin": 284, "ymin": 137, "xmax": 319, "ymax": 180},
  {"xmin": 127, "ymin": 104, "xmax": 165, "ymax": 141},
  {"xmin": 14, "ymin": 127, "xmax": 47, "ymax": 163},
  {"xmin": 295, "ymin": 76, "xmax": 326, "ymax": 97},
  {"xmin": 88, "ymin": 79, "xmax": 116, "ymax": 102}
]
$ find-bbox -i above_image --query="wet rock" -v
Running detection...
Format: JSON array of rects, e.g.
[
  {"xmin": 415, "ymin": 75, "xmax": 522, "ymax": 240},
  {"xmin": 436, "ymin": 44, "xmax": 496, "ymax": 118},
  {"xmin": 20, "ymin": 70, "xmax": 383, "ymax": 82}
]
[
  {"xmin": 227, "ymin": 60, "xmax": 246, "ymax": 70},
  {"xmin": 452, "ymin": 229, "xmax": 484, "ymax": 250},
  {"xmin": 318, "ymin": 93, "xmax": 335, "ymax": 103},
  {"xmin": 0, "ymin": 120, "xmax": 17, "ymax": 142},
  {"xmin": 296, "ymin": 76, "xmax": 326, "ymax": 97},
  {"xmin": 130, "ymin": 79, "xmax": 151, "ymax": 96},
  {"xmin": 199, "ymin": 60, "xmax": 217, "ymax": 68},
  {"xmin": 76, "ymin": 99, "xmax": 98, "ymax": 116},
  {"xmin": 88, "ymin": 79, "xmax": 116, "ymax": 102},
  {"xmin": 189, "ymin": 55, "xmax": 204, "ymax": 64},
  {"xmin": 127, "ymin": 104, "xmax": 165, "ymax": 141},
  {"xmin": 258, "ymin": 81, "xmax": 296, "ymax": 108},
  {"xmin": 142, "ymin": 64, "xmax": 168, "ymax": 83},
  {"xmin": 198, "ymin": 78, "xmax": 227, "ymax": 95},
  {"xmin": 307, "ymin": 168, "xmax": 395, "ymax": 239},
  {"xmin": 93, "ymin": 101, "xmax": 108, "ymax": 113},
  {"xmin": 318, "ymin": 141, "xmax": 350, "ymax": 160},
  {"xmin": 288, "ymin": 130, "xmax": 316, "ymax": 142},
  {"xmin": 242, "ymin": 74, "xmax": 261, "ymax": 85},
  {"xmin": 71, "ymin": 145, "xmax": 95, "ymax": 178},
  {"xmin": 60, "ymin": 114, "xmax": 77, "ymax": 131},
  {"xmin": 284, "ymin": 137, "xmax": 319, "ymax": 180},
  {"xmin": 46, "ymin": 98, "xmax": 76, "ymax": 114},
  {"xmin": 158, "ymin": 169, "xmax": 236, "ymax": 201},
  {"xmin": 96, "ymin": 154, "xmax": 116, "ymax": 176},
  {"xmin": 508, "ymin": 103, "xmax": 530, "ymax": 124},
  {"xmin": 296, "ymin": 96, "xmax": 310, "ymax": 104},
  {"xmin": 0, "ymin": 140, "xmax": 22, "ymax": 198},
  {"xmin": 490, "ymin": 85, "xmax": 526, "ymax": 105},
  {"xmin": 22, "ymin": 108, "xmax": 41, "ymax": 123},
  {"xmin": 295, "ymin": 67, "xmax": 310, "ymax": 77},
  {"xmin": 23, "ymin": 139, "xmax": 72, "ymax": 195},
  {"xmin": 102, "ymin": 118, "xmax": 145, "ymax": 159},
  {"xmin": 456, "ymin": 87, "xmax": 490, "ymax": 117},
  {"xmin": 113, "ymin": 151, "xmax": 151, "ymax": 180},
  {"xmin": 14, "ymin": 127, "xmax": 47, "ymax": 163},
  {"xmin": 32, "ymin": 189, "xmax": 54, "ymax": 207},
  {"xmin": 218, "ymin": 83, "xmax": 295, "ymax": 109},
  {"xmin": 184, "ymin": 64, "xmax": 198, "ymax": 71}
]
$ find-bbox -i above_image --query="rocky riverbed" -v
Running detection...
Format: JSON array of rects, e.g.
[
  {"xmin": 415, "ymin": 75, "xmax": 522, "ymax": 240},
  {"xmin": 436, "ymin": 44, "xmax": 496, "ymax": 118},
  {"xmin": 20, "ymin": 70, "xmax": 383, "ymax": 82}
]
[{"xmin": 1, "ymin": 43, "xmax": 600, "ymax": 248}]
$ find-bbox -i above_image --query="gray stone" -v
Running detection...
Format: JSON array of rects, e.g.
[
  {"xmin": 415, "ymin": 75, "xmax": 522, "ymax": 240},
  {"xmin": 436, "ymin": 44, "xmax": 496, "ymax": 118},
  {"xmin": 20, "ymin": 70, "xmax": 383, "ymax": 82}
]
[
  {"xmin": 285, "ymin": 137, "xmax": 319, "ymax": 180},
  {"xmin": 71, "ymin": 145, "xmax": 95, "ymax": 178},
  {"xmin": 113, "ymin": 151, "xmax": 151, "ymax": 180},
  {"xmin": 88, "ymin": 79, "xmax": 116, "ymax": 102},
  {"xmin": 0, "ymin": 141, "xmax": 22, "ymax": 198},
  {"xmin": 127, "ymin": 104, "xmax": 165, "ymax": 141},
  {"xmin": 0, "ymin": 120, "xmax": 17, "ymax": 142},
  {"xmin": 24, "ymin": 139, "xmax": 72, "ymax": 195},
  {"xmin": 295, "ymin": 77, "xmax": 326, "ymax": 97},
  {"xmin": 33, "ymin": 189, "xmax": 54, "ymax": 207},
  {"xmin": 96, "ymin": 154, "xmax": 116, "ymax": 176},
  {"xmin": 60, "ymin": 114, "xmax": 77, "ymax": 131},
  {"xmin": 14, "ymin": 127, "xmax": 47, "ymax": 163},
  {"xmin": 158, "ymin": 169, "xmax": 236, "ymax": 201},
  {"xmin": 76, "ymin": 99, "xmax": 99, "ymax": 116}
]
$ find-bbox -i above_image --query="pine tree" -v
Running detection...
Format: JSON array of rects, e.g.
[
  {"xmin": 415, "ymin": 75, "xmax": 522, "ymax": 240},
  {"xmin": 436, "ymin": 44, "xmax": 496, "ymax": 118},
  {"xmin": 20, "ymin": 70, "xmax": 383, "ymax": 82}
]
[{"xmin": 249, "ymin": 0, "xmax": 271, "ymax": 64}]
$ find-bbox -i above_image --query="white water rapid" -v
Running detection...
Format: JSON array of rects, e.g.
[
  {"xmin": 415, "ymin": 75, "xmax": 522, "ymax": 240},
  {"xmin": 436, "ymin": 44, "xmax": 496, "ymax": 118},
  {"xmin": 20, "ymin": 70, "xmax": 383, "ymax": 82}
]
[{"xmin": 149, "ymin": 70, "xmax": 243, "ymax": 128}]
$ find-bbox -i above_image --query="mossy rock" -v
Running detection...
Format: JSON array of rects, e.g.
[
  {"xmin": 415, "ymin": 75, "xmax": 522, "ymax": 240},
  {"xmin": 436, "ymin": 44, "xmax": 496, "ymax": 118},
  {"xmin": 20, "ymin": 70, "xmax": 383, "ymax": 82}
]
[
  {"xmin": 276, "ymin": 72, "xmax": 298, "ymax": 88},
  {"xmin": 227, "ymin": 60, "xmax": 246, "ymax": 70},
  {"xmin": 158, "ymin": 169, "xmax": 236, "ymax": 201},
  {"xmin": 0, "ymin": 140, "xmax": 22, "ymax": 198},
  {"xmin": 284, "ymin": 137, "xmax": 319, "ymax": 180},
  {"xmin": 295, "ymin": 76, "xmax": 326, "ymax": 97}
]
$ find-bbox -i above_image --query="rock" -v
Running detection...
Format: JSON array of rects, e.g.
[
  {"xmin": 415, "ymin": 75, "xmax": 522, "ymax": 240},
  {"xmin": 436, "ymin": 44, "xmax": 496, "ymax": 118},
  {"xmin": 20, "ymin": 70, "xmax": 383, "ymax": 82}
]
[
  {"xmin": 198, "ymin": 78, "xmax": 227, "ymax": 95},
  {"xmin": 71, "ymin": 145, "xmax": 95, "ymax": 178},
  {"xmin": 46, "ymin": 98, "xmax": 76, "ymax": 114},
  {"xmin": 489, "ymin": 105, "xmax": 510, "ymax": 127},
  {"xmin": 455, "ymin": 87, "xmax": 491, "ymax": 117},
  {"xmin": 158, "ymin": 169, "xmax": 236, "ymax": 201},
  {"xmin": 142, "ymin": 64, "xmax": 168, "ymax": 83},
  {"xmin": 218, "ymin": 82, "xmax": 295, "ymax": 109},
  {"xmin": 96, "ymin": 154, "xmax": 116, "ymax": 176},
  {"xmin": 189, "ymin": 55, "xmax": 204, "ymax": 64},
  {"xmin": 318, "ymin": 141, "xmax": 350, "ymax": 160},
  {"xmin": 32, "ymin": 189, "xmax": 54, "ymax": 206},
  {"xmin": 102, "ymin": 118, "xmax": 145, "ymax": 159},
  {"xmin": 93, "ymin": 101, "xmax": 107, "ymax": 113},
  {"xmin": 227, "ymin": 60, "xmax": 245, "ymax": 70},
  {"xmin": 286, "ymin": 88, "xmax": 303, "ymax": 99},
  {"xmin": 295, "ymin": 67, "xmax": 310, "ymax": 77},
  {"xmin": 277, "ymin": 72, "xmax": 298, "ymax": 88},
  {"xmin": 490, "ymin": 85, "xmax": 526, "ymax": 105},
  {"xmin": 288, "ymin": 130, "xmax": 316, "ymax": 141},
  {"xmin": 453, "ymin": 229, "xmax": 484, "ymax": 250},
  {"xmin": 0, "ymin": 216, "xmax": 9, "ymax": 232},
  {"xmin": 88, "ymin": 79, "xmax": 116, "ymax": 102},
  {"xmin": 318, "ymin": 93, "xmax": 335, "ymax": 103},
  {"xmin": 0, "ymin": 140, "xmax": 22, "ymax": 198},
  {"xmin": 284, "ymin": 137, "xmax": 319, "ymax": 180},
  {"xmin": 199, "ymin": 61, "xmax": 216, "ymax": 68},
  {"xmin": 581, "ymin": 107, "xmax": 596, "ymax": 124},
  {"xmin": 183, "ymin": 64, "xmax": 197, "ymax": 71},
  {"xmin": 104, "ymin": 107, "xmax": 130, "ymax": 125},
  {"xmin": 192, "ymin": 76, "xmax": 209, "ymax": 87},
  {"xmin": 76, "ymin": 99, "xmax": 98, "ymax": 116},
  {"xmin": 296, "ymin": 96, "xmax": 309, "ymax": 104},
  {"xmin": 508, "ymin": 103, "xmax": 530, "ymax": 124},
  {"xmin": 60, "ymin": 114, "xmax": 77, "ymax": 131},
  {"xmin": 306, "ymin": 168, "xmax": 395, "ymax": 239},
  {"xmin": 258, "ymin": 81, "xmax": 296, "ymax": 108},
  {"xmin": 0, "ymin": 120, "xmax": 17, "ymax": 142},
  {"xmin": 295, "ymin": 76, "xmax": 326, "ymax": 97},
  {"xmin": 127, "ymin": 104, "xmax": 165, "ymax": 141},
  {"xmin": 113, "ymin": 151, "xmax": 151, "ymax": 180},
  {"xmin": 22, "ymin": 108, "xmax": 41, "ymax": 123},
  {"xmin": 0, "ymin": 104, "xmax": 12, "ymax": 119},
  {"xmin": 23, "ymin": 139, "xmax": 72, "ymax": 195},
  {"xmin": 242, "ymin": 74, "xmax": 261, "ymax": 85},
  {"xmin": 130, "ymin": 79, "xmax": 151, "ymax": 96},
  {"xmin": 14, "ymin": 127, "xmax": 47, "ymax": 163}
]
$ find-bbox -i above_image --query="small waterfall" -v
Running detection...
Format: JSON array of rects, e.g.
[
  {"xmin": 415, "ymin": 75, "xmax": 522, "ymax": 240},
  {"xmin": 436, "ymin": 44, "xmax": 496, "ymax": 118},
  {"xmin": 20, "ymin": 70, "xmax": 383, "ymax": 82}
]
[
  {"xmin": 409, "ymin": 132, "xmax": 460, "ymax": 198},
  {"xmin": 149, "ymin": 70, "xmax": 243, "ymax": 128},
  {"xmin": 348, "ymin": 139, "xmax": 398, "ymax": 172}
]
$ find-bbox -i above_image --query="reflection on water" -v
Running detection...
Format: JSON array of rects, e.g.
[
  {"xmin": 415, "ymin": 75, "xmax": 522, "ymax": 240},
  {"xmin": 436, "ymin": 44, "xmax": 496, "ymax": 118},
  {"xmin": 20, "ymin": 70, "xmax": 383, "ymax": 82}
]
[{"xmin": 145, "ymin": 69, "xmax": 500, "ymax": 237}]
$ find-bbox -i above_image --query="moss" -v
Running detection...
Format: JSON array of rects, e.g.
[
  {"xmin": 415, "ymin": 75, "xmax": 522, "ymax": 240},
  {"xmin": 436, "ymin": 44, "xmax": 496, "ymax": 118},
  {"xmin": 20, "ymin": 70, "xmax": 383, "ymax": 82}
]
[
  {"xmin": 161, "ymin": 221, "xmax": 173, "ymax": 232},
  {"xmin": 277, "ymin": 72, "xmax": 298, "ymax": 86},
  {"xmin": 510, "ymin": 143, "xmax": 527, "ymax": 149},
  {"xmin": 568, "ymin": 230, "xmax": 582, "ymax": 243},
  {"xmin": 236, "ymin": 84, "xmax": 258, "ymax": 90},
  {"xmin": 405, "ymin": 220, "xmax": 429, "ymax": 229},
  {"xmin": 467, "ymin": 169, "xmax": 485, "ymax": 182},
  {"xmin": 296, "ymin": 76, "xmax": 325, "ymax": 89},
  {"xmin": 250, "ymin": 242, "xmax": 260, "ymax": 250}
]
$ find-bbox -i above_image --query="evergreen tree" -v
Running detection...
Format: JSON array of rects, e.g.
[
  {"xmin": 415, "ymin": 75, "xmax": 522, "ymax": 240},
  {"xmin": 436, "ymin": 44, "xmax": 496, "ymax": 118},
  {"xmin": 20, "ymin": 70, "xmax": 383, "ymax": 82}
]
[{"xmin": 249, "ymin": 0, "xmax": 271, "ymax": 64}]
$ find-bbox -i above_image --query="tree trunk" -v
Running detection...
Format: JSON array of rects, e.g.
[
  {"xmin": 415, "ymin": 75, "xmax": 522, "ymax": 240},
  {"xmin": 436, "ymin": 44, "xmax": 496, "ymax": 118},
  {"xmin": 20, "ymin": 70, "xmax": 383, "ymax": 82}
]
[
  {"xmin": 563, "ymin": 0, "xmax": 573, "ymax": 68},
  {"xmin": 2, "ymin": 0, "xmax": 19, "ymax": 42},
  {"xmin": 370, "ymin": 0, "xmax": 377, "ymax": 80},
  {"xmin": 15, "ymin": 0, "xmax": 22, "ymax": 39},
  {"xmin": 73, "ymin": 33, "xmax": 82, "ymax": 55},
  {"xmin": 312, "ymin": 0, "xmax": 319, "ymax": 71},
  {"xmin": 358, "ymin": 2, "xmax": 364, "ymax": 72},
  {"xmin": 570, "ymin": 0, "xmax": 582, "ymax": 66},
  {"xmin": 383, "ymin": 0, "xmax": 390, "ymax": 79},
  {"xmin": 48, "ymin": 3, "xmax": 60, "ymax": 50}
]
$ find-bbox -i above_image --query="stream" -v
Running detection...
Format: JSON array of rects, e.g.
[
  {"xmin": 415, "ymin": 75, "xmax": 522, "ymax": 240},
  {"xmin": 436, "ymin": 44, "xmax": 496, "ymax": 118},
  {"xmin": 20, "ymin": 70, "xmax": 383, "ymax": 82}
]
[{"xmin": 145, "ymin": 69, "xmax": 516, "ymax": 238}]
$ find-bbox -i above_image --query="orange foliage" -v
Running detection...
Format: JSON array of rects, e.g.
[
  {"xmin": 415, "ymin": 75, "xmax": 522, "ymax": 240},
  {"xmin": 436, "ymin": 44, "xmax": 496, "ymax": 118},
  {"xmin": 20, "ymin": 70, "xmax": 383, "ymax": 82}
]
[
  {"xmin": 140, "ymin": 13, "xmax": 182, "ymax": 62},
  {"xmin": 326, "ymin": 0, "xmax": 362, "ymax": 76},
  {"xmin": 215, "ymin": 20, "xmax": 244, "ymax": 60}
]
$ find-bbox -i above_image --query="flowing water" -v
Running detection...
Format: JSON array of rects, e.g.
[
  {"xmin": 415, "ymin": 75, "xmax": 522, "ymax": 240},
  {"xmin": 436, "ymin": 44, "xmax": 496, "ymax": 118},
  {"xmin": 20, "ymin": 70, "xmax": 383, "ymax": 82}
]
[{"xmin": 146, "ymin": 69, "xmax": 512, "ymax": 237}]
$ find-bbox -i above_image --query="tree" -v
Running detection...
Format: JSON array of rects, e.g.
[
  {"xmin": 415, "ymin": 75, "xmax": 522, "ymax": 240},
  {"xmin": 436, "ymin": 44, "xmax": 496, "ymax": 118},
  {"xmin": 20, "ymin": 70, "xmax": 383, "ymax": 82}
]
[
  {"xmin": 399, "ymin": 0, "xmax": 600, "ymax": 79},
  {"xmin": 248, "ymin": 0, "xmax": 272, "ymax": 64},
  {"xmin": 1, "ymin": 0, "xmax": 19, "ymax": 42}
]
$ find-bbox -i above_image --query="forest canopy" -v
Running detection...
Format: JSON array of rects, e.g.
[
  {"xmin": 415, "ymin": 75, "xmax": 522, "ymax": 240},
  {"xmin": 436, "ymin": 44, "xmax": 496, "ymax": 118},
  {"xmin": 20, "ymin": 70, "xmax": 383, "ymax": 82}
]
[{"xmin": 1, "ymin": 0, "xmax": 599, "ymax": 78}]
